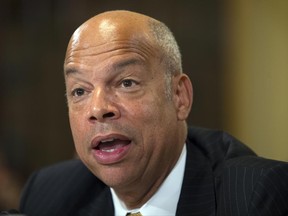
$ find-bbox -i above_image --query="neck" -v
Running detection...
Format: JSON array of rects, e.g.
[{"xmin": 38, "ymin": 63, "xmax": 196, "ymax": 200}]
[
  {"xmin": 113, "ymin": 145, "xmax": 184, "ymax": 209},
  {"xmin": 113, "ymin": 165, "xmax": 170, "ymax": 209}
]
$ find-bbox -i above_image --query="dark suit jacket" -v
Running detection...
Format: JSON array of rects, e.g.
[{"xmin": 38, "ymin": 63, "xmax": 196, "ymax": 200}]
[{"xmin": 20, "ymin": 127, "xmax": 288, "ymax": 216}]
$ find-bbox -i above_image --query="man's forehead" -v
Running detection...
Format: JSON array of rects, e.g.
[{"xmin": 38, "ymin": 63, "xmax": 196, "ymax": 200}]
[
  {"xmin": 64, "ymin": 55, "xmax": 147, "ymax": 77},
  {"xmin": 65, "ymin": 20, "xmax": 157, "ymax": 65},
  {"xmin": 64, "ymin": 11, "xmax": 163, "ymax": 76},
  {"xmin": 98, "ymin": 19, "xmax": 117, "ymax": 38}
]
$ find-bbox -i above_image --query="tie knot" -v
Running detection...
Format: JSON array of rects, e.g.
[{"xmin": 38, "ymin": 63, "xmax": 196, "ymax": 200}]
[{"xmin": 126, "ymin": 212, "xmax": 142, "ymax": 216}]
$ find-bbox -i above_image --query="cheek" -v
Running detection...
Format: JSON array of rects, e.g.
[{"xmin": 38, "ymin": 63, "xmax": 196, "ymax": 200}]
[
  {"xmin": 68, "ymin": 111, "xmax": 87, "ymax": 151},
  {"xmin": 69, "ymin": 112, "xmax": 79, "ymax": 136},
  {"xmin": 124, "ymin": 99, "xmax": 159, "ymax": 125},
  {"xmin": 124, "ymin": 94, "xmax": 175, "ymax": 138}
]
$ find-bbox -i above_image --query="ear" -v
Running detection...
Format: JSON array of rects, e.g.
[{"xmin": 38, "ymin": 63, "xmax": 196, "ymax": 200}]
[{"xmin": 173, "ymin": 74, "xmax": 193, "ymax": 121}]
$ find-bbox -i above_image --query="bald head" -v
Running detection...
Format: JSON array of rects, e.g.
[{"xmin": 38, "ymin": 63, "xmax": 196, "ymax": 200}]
[{"xmin": 65, "ymin": 10, "xmax": 182, "ymax": 77}]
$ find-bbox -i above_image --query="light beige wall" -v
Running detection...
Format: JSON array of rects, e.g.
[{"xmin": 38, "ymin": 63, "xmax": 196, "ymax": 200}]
[{"xmin": 222, "ymin": 0, "xmax": 288, "ymax": 161}]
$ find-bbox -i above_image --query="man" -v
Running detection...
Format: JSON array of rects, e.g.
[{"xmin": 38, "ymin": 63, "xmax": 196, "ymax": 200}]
[{"xmin": 19, "ymin": 10, "xmax": 288, "ymax": 216}]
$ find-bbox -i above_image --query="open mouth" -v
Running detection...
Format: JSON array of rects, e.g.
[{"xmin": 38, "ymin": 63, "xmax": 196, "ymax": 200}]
[
  {"xmin": 96, "ymin": 138, "xmax": 131, "ymax": 153},
  {"xmin": 91, "ymin": 135, "xmax": 132, "ymax": 164}
]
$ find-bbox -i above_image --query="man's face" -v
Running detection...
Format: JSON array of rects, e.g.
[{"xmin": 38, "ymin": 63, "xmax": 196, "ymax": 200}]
[{"xmin": 64, "ymin": 19, "xmax": 185, "ymax": 191}]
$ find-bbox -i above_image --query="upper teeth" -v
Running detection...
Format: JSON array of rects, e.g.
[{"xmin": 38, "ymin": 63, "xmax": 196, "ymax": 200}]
[{"xmin": 101, "ymin": 138, "xmax": 115, "ymax": 143}]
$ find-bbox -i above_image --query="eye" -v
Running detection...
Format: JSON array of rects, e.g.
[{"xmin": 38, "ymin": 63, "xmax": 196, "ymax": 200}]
[
  {"xmin": 121, "ymin": 79, "xmax": 138, "ymax": 88},
  {"xmin": 71, "ymin": 88, "xmax": 85, "ymax": 97}
]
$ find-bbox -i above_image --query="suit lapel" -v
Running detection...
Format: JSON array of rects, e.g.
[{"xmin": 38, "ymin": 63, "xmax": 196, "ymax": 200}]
[{"xmin": 176, "ymin": 140, "xmax": 216, "ymax": 216}]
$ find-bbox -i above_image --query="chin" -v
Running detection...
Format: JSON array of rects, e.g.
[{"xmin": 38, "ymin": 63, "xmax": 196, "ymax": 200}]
[
  {"xmin": 98, "ymin": 167, "xmax": 136, "ymax": 188},
  {"xmin": 101, "ymin": 175, "xmax": 130, "ymax": 188}
]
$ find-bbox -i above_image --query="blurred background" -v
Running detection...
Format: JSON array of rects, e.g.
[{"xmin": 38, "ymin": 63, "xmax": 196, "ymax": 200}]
[{"xmin": 0, "ymin": 0, "xmax": 287, "ymax": 210}]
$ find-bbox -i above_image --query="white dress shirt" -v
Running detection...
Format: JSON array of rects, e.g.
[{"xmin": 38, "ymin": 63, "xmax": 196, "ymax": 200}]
[{"xmin": 111, "ymin": 144, "xmax": 187, "ymax": 216}]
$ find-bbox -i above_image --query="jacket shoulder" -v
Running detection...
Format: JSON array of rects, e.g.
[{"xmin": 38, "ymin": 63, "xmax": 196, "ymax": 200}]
[
  {"xmin": 187, "ymin": 127, "xmax": 288, "ymax": 215},
  {"xmin": 20, "ymin": 160, "xmax": 106, "ymax": 216},
  {"xmin": 218, "ymin": 154, "xmax": 288, "ymax": 215},
  {"xmin": 187, "ymin": 126, "xmax": 256, "ymax": 171}
]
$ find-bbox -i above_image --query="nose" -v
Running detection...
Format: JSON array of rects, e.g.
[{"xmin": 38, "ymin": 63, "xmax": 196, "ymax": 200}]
[{"xmin": 87, "ymin": 88, "xmax": 120, "ymax": 123}]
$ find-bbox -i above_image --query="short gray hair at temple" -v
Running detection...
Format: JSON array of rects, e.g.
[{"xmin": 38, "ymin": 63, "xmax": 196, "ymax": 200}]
[{"xmin": 148, "ymin": 19, "xmax": 183, "ymax": 99}]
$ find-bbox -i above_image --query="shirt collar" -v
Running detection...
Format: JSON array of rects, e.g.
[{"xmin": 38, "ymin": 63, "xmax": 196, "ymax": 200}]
[{"xmin": 111, "ymin": 144, "xmax": 187, "ymax": 216}]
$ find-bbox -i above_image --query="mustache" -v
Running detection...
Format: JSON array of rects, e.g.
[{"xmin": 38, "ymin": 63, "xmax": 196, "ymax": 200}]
[{"xmin": 89, "ymin": 122, "xmax": 138, "ymax": 138}]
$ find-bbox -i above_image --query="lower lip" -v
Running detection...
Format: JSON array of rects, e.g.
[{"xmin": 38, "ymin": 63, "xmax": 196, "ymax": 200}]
[{"xmin": 91, "ymin": 143, "xmax": 131, "ymax": 164}]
